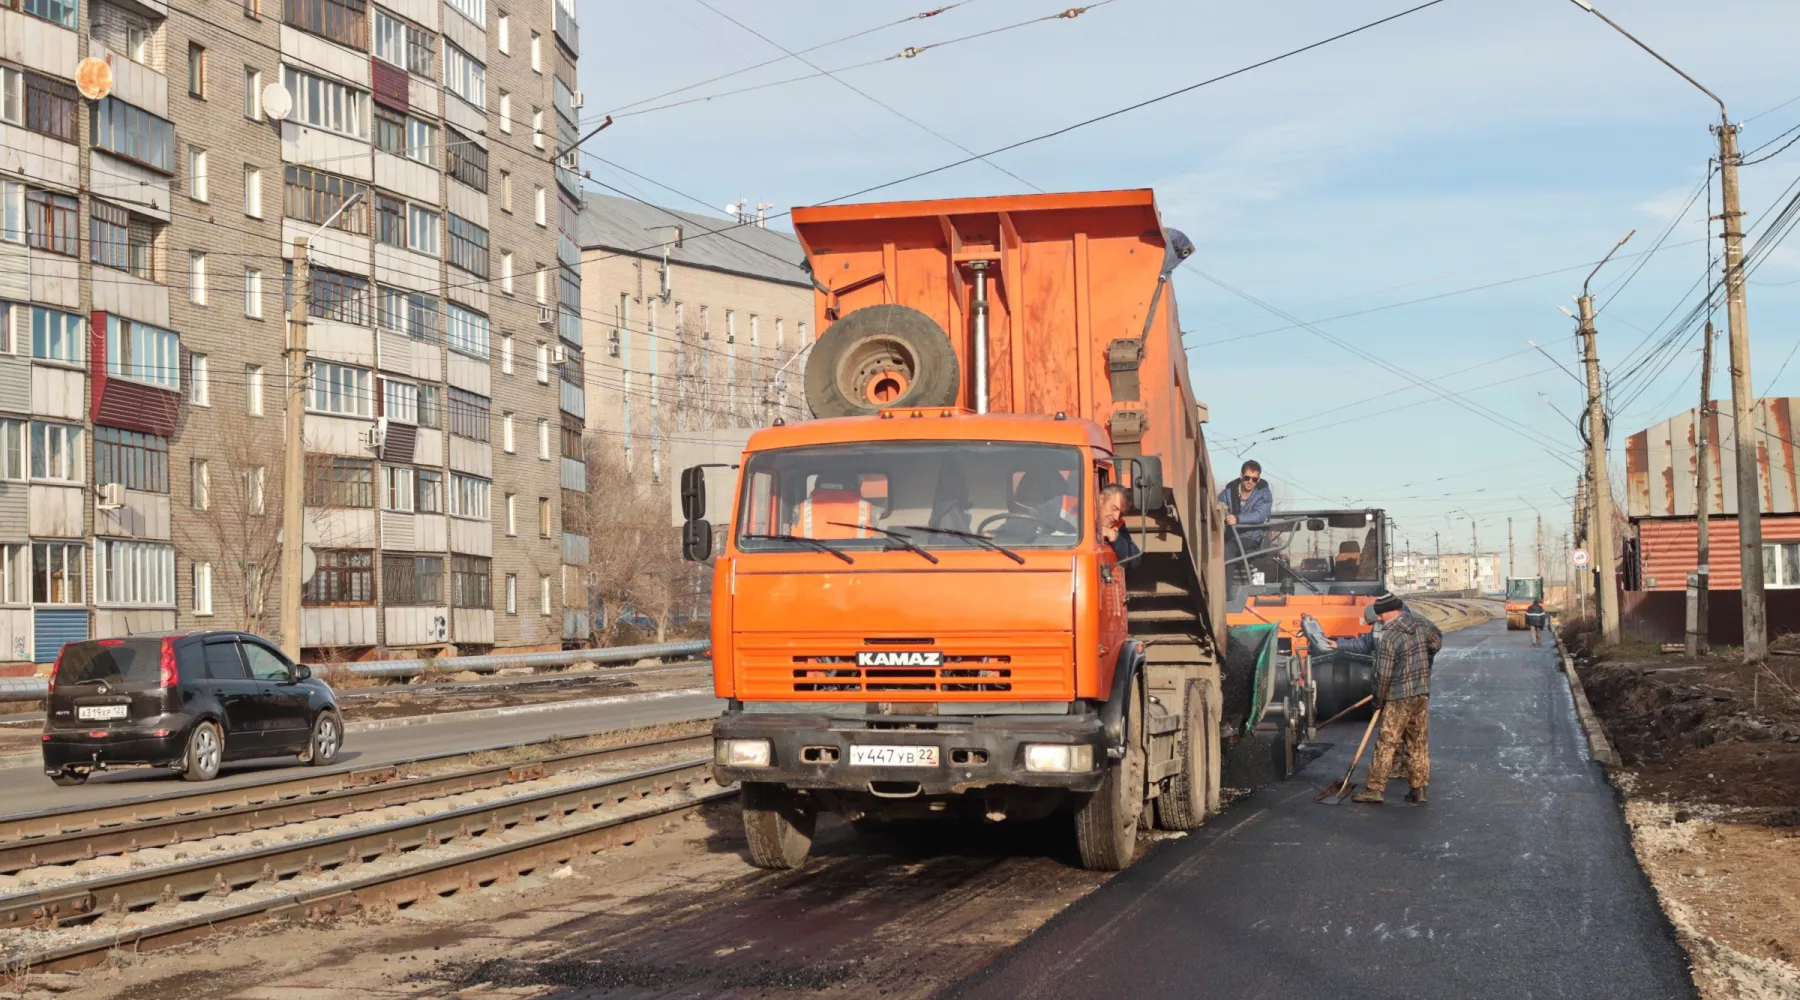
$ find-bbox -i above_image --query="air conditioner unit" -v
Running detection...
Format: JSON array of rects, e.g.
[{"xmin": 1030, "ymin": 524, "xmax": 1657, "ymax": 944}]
[
  {"xmin": 367, "ymin": 417, "xmax": 388, "ymax": 452},
  {"xmin": 608, "ymin": 341, "xmax": 620, "ymax": 358},
  {"xmin": 550, "ymin": 344, "xmax": 569, "ymax": 366},
  {"xmin": 96, "ymin": 482, "xmax": 125, "ymax": 510},
  {"xmin": 570, "ymin": 90, "xmax": 584, "ymax": 109},
  {"xmin": 538, "ymin": 305, "xmax": 555, "ymax": 325}
]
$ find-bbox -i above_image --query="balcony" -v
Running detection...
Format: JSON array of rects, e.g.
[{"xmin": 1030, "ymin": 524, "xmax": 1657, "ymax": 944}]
[
  {"xmin": 559, "ymin": 379, "xmax": 585, "ymax": 420},
  {"xmin": 560, "ymin": 456, "xmax": 586, "ymax": 492},
  {"xmin": 553, "ymin": 0, "xmax": 578, "ymax": 57},
  {"xmin": 561, "ymin": 532, "xmax": 589, "ymax": 565}
]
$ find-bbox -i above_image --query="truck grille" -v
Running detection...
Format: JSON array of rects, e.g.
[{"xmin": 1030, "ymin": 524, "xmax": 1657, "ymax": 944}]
[{"xmin": 791, "ymin": 654, "xmax": 1013, "ymax": 693}]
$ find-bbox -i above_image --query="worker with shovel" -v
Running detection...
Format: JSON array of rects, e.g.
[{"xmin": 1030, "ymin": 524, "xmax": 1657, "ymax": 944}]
[{"xmin": 1354, "ymin": 592, "xmax": 1442, "ymax": 805}]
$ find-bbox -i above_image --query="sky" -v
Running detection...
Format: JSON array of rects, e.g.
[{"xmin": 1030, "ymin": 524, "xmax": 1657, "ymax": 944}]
[{"xmin": 574, "ymin": 0, "xmax": 1800, "ymax": 578}]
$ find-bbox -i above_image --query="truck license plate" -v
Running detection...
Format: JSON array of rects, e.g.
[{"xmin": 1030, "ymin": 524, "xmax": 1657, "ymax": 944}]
[
  {"xmin": 77, "ymin": 705, "xmax": 128, "ymax": 721},
  {"xmin": 849, "ymin": 745, "xmax": 939, "ymax": 767}
]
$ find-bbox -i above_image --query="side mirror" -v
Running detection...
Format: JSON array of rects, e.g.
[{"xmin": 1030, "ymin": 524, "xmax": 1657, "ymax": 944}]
[
  {"xmin": 294, "ymin": 664, "xmax": 312, "ymax": 681},
  {"xmin": 680, "ymin": 466, "xmax": 706, "ymax": 522},
  {"xmin": 682, "ymin": 518, "xmax": 713, "ymax": 562},
  {"xmin": 1130, "ymin": 456, "xmax": 1165, "ymax": 513}
]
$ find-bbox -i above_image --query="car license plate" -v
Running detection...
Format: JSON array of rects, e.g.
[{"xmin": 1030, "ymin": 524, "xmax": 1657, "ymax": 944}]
[
  {"xmin": 849, "ymin": 745, "xmax": 939, "ymax": 767},
  {"xmin": 77, "ymin": 705, "xmax": 128, "ymax": 721}
]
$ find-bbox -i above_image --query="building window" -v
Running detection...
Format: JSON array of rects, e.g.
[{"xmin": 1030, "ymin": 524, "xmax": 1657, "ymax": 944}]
[
  {"xmin": 304, "ymin": 455, "xmax": 374, "ymax": 507},
  {"xmin": 1, "ymin": 180, "xmax": 20, "ymax": 241},
  {"xmin": 188, "ymin": 147, "xmax": 208, "ymax": 200},
  {"xmin": 382, "ymin": 464, "xmax": 413, "ymax": 510},
  {"xmin": 501, "ymin": 333, "xmax": 514, "ymax": 373},
  {"xmin": 193, "ymin": 562, "xmax": 214, "ymax": 616},
  {"xmin": 284, "ymin": 165, "xmax": 369, "ymax": 234},
  {"xmin": 560, "ymin": 419, "xmax": 582, "ymax": 462},
  {"xmin": 529, "ymin": 31, "xmax": 541, "ymax": 72},
  {"xmin": 497, "ymin": 91, "xmax": 510, "ymax": 133},
  {"xmin": 500, "ymin": 170, "xmax": 512, "ymax": 212},
  {"xmin": 187, "ymin": 43, "xmax": 207, "ymax": 97},
  {"xmin": 96, "ymin": 540, "xmax": 174, "ymax": 606},
  {"xmin": 32, "ymin": 542, "xmax": 84, "ymax": 604},
  {"xmin": 244, "ymin": 66, "xmax": 263, "ymax": 119},
  {"xmin": 307, "ymin": 267, "xmax": 371, "ymax": 325},
  {"xmin": 307, "ymin": 360, "xmax": 373, "ymax": 418},
  {"xmin": 245, "ymin": 267, "xmax": 263, "ymax": 318},
  {"xmin": 446, "ymin": 127, "xmax": 487, "ymax": 190},
  {"xmin": 539, "ymin": 574, "xmax": 551, "ymax": 615},
  {"xmin": 501, "ymin": 412, "xmax": 514, "ymax": 453},
  {"xmin": 246, "ymin": 364, "xmax": 264, "ymax": 415},
  {"xmin": 453, "ymin": 554, "xmax": 490, "ymax": 608},
  {"xmin": 416, "ymin": 468, "xmax": 442, "ymax": 512},
  {"xmin": 418, "ymin": 384, "xmax": 441, "ymax": 428},
  {"xmin": 534, "ymin": 186, "xmax": 546, "ymax": 226},
  {"xmin": 376, "ymin": 285, "xmax": 439, "ymax": 340},
  {"xmin": 190, "ymin": 352, "xmax": 210, "ymax": 406},
  {"xmin": 447, "ymin": 213, "xmax": 488, "ymax": 277},
  {"xmin": 446, "ymin": 303, "xmax": 489, "ymax": 358},
  {"xmin": 407, "ymin": 203, "xmax": 439, "ymax": 255},
  {"xmin": 536, "ymin": 343, "xmax": 549, "ymax": 383},
  {"xmin": 538, "ymin": 497, "xmax": 551, "ymax": 538},
  {"xmin": 449, "ymin": 473, "xmax": 489, "ymax": 519},
  {"xmin": 27, "ymin": 189, "xmax": 79, "ymax": 256},
  {"xmin": 537, "ymin": 418, "xmax": 549, "ymax": 459},
  {"xmin": 504, "ymin": 492, "xmax": 515, "ymax": 535},
  {"xmin": 382, "ymin": 379, "xmax": 418, "ymax": 424},
  {"xmin": 443, "ymin": 42, "xmax": 485, "ymax": 107},
  {"xmin": 30, "ymin": 421, "xmax": 82, "ymax": 481},
  {"xmin": 1764, "ymin": 543, "xmax": 1800, "ymax": 588},
  {"xmin": 94, "ymin": 426, "xmax": 170, "ymax": 493},
  {"xmin": 504, "ymin": 572, "xmax": 516, "ymax": 614},
  {"xmin": 500, "ymin": 252, "xmax": 514, "ymax": 294},
  {"xmin": 373, "ymin": 106, "xmax": 435, "ymax": 164},
  {"xmin": 21, "ymin": 0, "xmax": 78, "ymax": 31},
  {"xmin": 374, "ymin": 194, "xmax": 405, "ymax": 249},
  {"xmin": 383, "ymin": 554, "xmax": 443, "ymax": 605},
  {"xmin": 280, "ymin": 65, "xmax": 367, "ymax": 139},
  {"xmin": 25, "ymin": 73, "xmax": 77, "ymax": 141},
  {"xmin": 91, "ymin": 97, "xmax": 175, "ymax": 172},
  {"xmin": 123, "ymin": 21, "xmax": 151, "ymax": 62},
  {"xmin": 302, "ymin": 549, "xmax": 374, "ymax": 605},
  {"xmin": 531, "ymin": 107, "xmax": 542, "ymax": 148},
  {"xmin": 0, "ymin": 544, "xmax": 23, "ymax": 604},
  {"xmin": 190, "ymin": 457, "xmax": 210, "ymax": 508},
  {"xmin": 447, "ymin": 387, "xmax": 489, "ymax": 441},
  {"xmin": 283, "ymin": 0, "xmax": 367, "ymax": 51},
  {"xmin": 0, "ymin": 419, "xmax": 21, "ymax": 481},
  {"xmin": 243, "ymin": 165, "xmax": 262, "ymax": 217},
  {"xmin": 105, "ymin": 316, "xmax": 180, "ymax": 390},
  {"xmin": 189, "ymin": 251, "xmax": 207, "ymax": 303},
  {"xmin": 90, "ymin": 200, "xmax": 159, "ymax": 279},
  {"xmin": 444, "ymin": 0, "xmax": 482, "ymax": 24},
  {"xmin": 497, "ymin": 11, "xmax": 509, "ymax": 52},
  {"xmin": 373, "ymin": 9, "xmax": 434, "ymax": 75}
]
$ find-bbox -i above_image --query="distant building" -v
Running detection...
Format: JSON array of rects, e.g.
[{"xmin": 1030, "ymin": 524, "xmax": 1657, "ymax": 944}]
[{"xmin": 1435, "ymin": 553, "xmax": 1502, "ymax": 593}]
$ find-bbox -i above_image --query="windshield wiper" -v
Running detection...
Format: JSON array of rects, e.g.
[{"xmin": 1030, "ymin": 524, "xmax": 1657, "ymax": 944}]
[
  {"xmin": 889, "ymin": 524, "xmax": 1026, "ymax": 565},
  {"xmin": 739, "ymin": 533, "xmax": 855, "ymax": 564},
  {"xmin": 828, "ymin": 523, "xmax": 939, "ymax": 564}
]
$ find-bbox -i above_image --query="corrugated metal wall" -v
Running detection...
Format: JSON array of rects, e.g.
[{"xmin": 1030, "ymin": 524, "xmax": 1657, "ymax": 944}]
[
  {"xmin": 1627, "ymin": 397, "xmax": 1800, "ymax": 517},
  {"xmin": 1634, "ymin": 514, "xmax": 1800, "ymax": 590}
]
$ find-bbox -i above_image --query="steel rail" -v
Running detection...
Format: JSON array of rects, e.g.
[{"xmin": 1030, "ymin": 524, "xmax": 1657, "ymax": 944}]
[
  {"xmin": 0, "ymin": 734, "xmax": 711, "ymax": 874},
  {"xmin": 0, "ymin": 757, "xmax": 718, "ymax": 935},
  {"xmin": 0, "ymin": 722, "xmax": 711, "ymax": 844},
  {"xmin": 18, "ymin": 761, "xmax": 731, "ymax": 974}
]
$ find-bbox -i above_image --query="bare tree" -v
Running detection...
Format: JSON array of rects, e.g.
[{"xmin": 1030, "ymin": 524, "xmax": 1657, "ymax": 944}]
[
  {"xmin": 573, "ymin": 438, "xmax": 695, "ymax": 643},
  {"xmin": 173, "ymin": 422, "xmax": 285, "ymax": 635}
]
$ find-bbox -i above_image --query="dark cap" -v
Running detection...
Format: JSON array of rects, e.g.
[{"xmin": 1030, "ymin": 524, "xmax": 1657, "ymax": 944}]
[{"xmin": 1373, "ymin": 592, "xmax": 1404, "ymax": 616}]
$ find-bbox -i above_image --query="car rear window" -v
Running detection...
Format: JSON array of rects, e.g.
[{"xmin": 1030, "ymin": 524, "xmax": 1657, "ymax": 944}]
[{"xmin": 55, "ymin": 639, "xmax": 165, "ymax": 687}]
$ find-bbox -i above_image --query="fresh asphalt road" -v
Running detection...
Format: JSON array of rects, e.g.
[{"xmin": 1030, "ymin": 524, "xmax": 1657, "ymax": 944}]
[
  {"xmin": 0, "ymin": 690, "xmax": 723, "ymax": 817},
  {"xmin": 948, "ymin": 619, "xmax": 1696, "ymax": 1000}
]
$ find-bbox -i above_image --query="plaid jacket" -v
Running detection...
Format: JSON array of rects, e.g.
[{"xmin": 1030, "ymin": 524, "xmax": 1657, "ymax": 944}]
[{"xmin": 1373, "ymin": 610, "xmax": 1443, "ymax": 701}]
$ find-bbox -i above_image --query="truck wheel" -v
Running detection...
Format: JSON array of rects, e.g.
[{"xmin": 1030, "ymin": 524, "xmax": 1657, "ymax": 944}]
[
  {"xmin": 803, "ymin": 304, "xmax": 961, "ymax": 418},
  {"xmin": 741, "ymin": 782, "xmax": 816, "ymax": 869},
  {"xmin": 1155, "ymin": 679, "xmax": 1212, "ymax": 830},
  {"xmin": 1075, "ymin": 676, "xmax": 1145, "ymax": 871}
]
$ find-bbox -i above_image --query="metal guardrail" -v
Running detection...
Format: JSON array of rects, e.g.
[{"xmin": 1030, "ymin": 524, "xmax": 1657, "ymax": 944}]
[{"xmin": 0, "ymin": 639, "xmax": 712, "ymax": 699}]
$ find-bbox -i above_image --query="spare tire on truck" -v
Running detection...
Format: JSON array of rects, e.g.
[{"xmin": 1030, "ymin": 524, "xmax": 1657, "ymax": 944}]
[{"xmin": 804, "ymin": 304, "xmax": 962, "ymax": 418}]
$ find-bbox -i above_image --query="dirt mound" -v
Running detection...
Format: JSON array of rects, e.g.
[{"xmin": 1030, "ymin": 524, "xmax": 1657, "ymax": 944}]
[{"xmin": 1584, "ymin": 657, "xmax": 1800, "ymax": 810}]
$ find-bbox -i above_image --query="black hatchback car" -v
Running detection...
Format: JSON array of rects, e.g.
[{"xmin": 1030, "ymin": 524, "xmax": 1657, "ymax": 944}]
[{"xmin": 42, "ymin": 631, "xmax": 344, "ymax": 785}]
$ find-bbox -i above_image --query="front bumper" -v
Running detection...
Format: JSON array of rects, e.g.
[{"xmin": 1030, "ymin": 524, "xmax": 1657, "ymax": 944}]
[
  {"xmin": 42, "ymin": 719, "xmax": 189, "ymax": 771},
  {"xmin": 712, "ymin": 706, "xmax": 1108, "ymax": 796}
]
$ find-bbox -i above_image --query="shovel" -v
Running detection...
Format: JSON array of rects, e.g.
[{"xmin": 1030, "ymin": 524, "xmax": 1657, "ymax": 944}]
[
  {"xmin": 1315, "ymin": 695, "xmax": 1373, "ymax": 730},
  {"xmin": 1316, "ymin": 707, "xmax": 1381, "ymax": 802}
]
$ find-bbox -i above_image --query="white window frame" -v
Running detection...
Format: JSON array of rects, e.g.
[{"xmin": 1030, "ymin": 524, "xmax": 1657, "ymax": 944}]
[
  {"xmin": 245, "ymin": 266, "xmax": 263, "ymax": 318},
  {"xmin": 500, "ymin": 251, "xmax": 514, "ymax": 294},
  {"xmin": 190, "ymin": 353, "xmax": 210, "ymax": 406},
  {"xmin": 501, "ymin": 333, "xmax": 514, "ymax": 374},
  {"xmin": 189, "ymin": 147, "xmax": 208, "ymax": 202},
  {"xmin": 244, "ymin": 67, "xmax": 262, "ymax": 121},
  {"xmin": 530, "ymin": 32, "xmax": 541, "ymax": 73},
  {"xmin": 504, "ymin": 492, "xmax": 516, "ymax": 535},
  {"xmin": 0, "ymin": 543, "xmax": 27, "ymax": 605},
  {"xmin": 449, "ymin": 473, "xmax": 490, "ymax": 520},
  {"xmin": 246, "ymin": 363, "xmax": 264, "ymax": 415},
  {"xmin": 106, "ymin": 316, "xmax": 181, "ymax": 391},
  {"xmin": 531, "ymin": 108, "xmax": 543, "ymax": 149},
  {"xmin": 0, "ymin": 67, "xmax": 21, "ymax": 128},
  {"xmin": 96, "ymin": 539, "xmax": 175, "ymax": 607},
  {"xmin": 502, "ymin": 412, "xmax": 514, "ymax": 453},
  {"xmin": 29, "ymin": 421, "xmax": 83, "ymax": 482},
  {"xmin": 383, "ymin": 465, "xmax": 415, "ymax": 511},
  {"xmin": 496, "ymin": 12, "xmax": 509, "ymax": 53},
  {"xmin": 537, "ymin": 418, "xmax": 550, "ymax": 460},
  {"xmin": 383, "ymin": 378, "xmax": 419, "ymax": 424},
  {"xmin": 189, "ymin": 251, "xmax": 207, "ymax": 304},
  {"xmin": 307, "ymin": 360, "xmax": 374, "ymax": 418},
  {"xmin": 2, "ymin": 180, "xmax": 23, "ymax": 243},
  {"xmin": 191, "ymin": 457, "xmax": 210, "ymax": 509},
  {"xmin": 498, "ymin": 91, "xmax": 510, "ymax": 133},
  {"xmin": 539, "ymin": 574, "xmax": 550, "ymax": 615},
  {"xmin": 243, "ymin": 164, "xmax": 262, "ymax": 218},
  {"xmin": 407, "ymin": 204, "xmax": 440, "ymax": 256},
  {"xmin": 443, "ymin": 42, "xmax": 486, "ymax": 108},
  {"xmin": 193, "ymin": 561, "xmax": 214, "ymax": 615},
  {"xmin": 534, "ymin": 186, "xmax": 546, "ymax": 226},
  {"xmin": 446, "ymin": 303, "xmax": 489, "ymax": 359},
  {"xmin": 536, "ymin": 343, "xmax": 549, "ymax": 383},
  {"xmin": 281, "ymin": 65, "xmax": 368, "ymax": 140},
  {"xmin": 0, "ymin": 418, "xmax": 23, "ymax": 481}
]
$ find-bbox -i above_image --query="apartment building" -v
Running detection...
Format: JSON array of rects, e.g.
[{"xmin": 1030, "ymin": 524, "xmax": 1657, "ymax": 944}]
[
  {"xmin": 576, "ymin": 193, "xmax": 811, "ymax": 478},
  {"xmin": 0, "ymin": 0, "xmax": 584, "ymax": 664}
]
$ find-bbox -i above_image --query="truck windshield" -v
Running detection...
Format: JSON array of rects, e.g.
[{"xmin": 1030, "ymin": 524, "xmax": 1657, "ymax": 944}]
[
  {"xmin": 1507, "ymin": 579, "xmax": 1544, "ymax": 600},
  {"xmin": 1259, "ymin": 511, "xmax": 1385, "ymax": 587},
  {"xmin": 735, "ymin": 442, "xmax": 1086, "ymax": 554}
]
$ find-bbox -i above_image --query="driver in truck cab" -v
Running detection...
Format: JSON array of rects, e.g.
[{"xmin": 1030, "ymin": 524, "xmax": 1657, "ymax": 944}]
[{"xmin": 797, "ymin": 475, "xmax": 873, "ymax": 539}]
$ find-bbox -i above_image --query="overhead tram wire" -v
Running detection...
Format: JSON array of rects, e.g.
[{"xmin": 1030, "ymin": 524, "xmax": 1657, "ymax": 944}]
[{"xmin": 1594, "ymin": 167, "xmax": 1713, "ymax": 315}]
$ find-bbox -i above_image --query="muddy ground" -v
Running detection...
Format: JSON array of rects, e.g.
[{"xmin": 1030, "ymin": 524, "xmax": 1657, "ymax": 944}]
[{"xmin": 1580, "ymin": 646, "xmax": 1800, "ymax": 999}]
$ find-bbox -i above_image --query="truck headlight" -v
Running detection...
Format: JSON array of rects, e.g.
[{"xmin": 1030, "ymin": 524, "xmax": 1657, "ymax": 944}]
[
  {"xmin": 716, "ymin": 739, "xmax": 772, "ymax": 768},
  {"xmin": 1023, "ymin": 743, "xmax": 1094, "ymax": 773}
]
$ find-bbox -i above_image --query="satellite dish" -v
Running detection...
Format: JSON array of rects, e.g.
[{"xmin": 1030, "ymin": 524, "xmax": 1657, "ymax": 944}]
[
  {"xmin": 262, "ymin": 82, "xmax": 293, "ymax": 121},
  {"xmin": 74, "ymin": 57, "xmax": 113, "ymax": 101},
  {"xmin": 301, "ymin": 545, "xmax": 316, "ymax": 583}
]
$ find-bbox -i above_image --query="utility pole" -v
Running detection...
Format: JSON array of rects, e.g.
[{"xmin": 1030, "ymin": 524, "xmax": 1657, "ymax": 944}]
[
  {"xmin": 1508, "ymin": 517, "xmax": 1515, "ymax": 580},
  {"xmin": 1691, "ymin": 320, "xmax": 1715, "ymax": 656},
  {"xmin": 1579, "ymin": 284, "xmax": 1622, "ymax": 644},
  {"xmin": 1536, "ymin": 514, "xmax": 1544, "ymax": 583},
  {"xmin": 1565, "ymin": 0, "xmax": 1762, "ymax": 657},
  {"xmin": 1574, "ymin": 474, "xmax": 1590, "ymax": 619},
  {"xmin": 1470, "ymin": 518, "xmax": 1479, "ymax": 592},
  {"xmin": 281, "ymin": 236, "xmax": 310, "ymax": 661},
  {"xmin": 1434, "ymin": 530, "xmax": 1440, "ymax": 592}
]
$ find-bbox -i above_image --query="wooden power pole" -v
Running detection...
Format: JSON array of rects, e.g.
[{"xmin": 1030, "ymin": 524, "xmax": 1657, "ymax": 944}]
[
  {"xmin": 281, "ymin": 237, "xmax": 310, "ymax": 661},
  {"xmin": 1508, "ymin": 518, "xmax": 1515, "ymax": 580},
  {"xmin": 1577, "ymin": 230, "xmax": 1632, "ymax": 645},
  {"xmin": 1718, "ymin": 124, "xmax": 1767, "ymax": 662}
]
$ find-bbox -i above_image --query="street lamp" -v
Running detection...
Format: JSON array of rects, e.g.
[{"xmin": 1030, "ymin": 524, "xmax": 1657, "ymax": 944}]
[{"xmin": 1563, "ymin": 0, "xmax": 1767, "ymax": 660}]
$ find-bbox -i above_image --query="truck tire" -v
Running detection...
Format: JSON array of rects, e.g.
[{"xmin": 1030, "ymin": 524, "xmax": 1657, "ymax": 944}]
[
  {"xmin": 804, "ymin": 304, "xmax": 961, "ymax": 418},
  {"xmin": 741, "ymin": 782, "xmax": 816, "ymax": 870},
  {"xmin": 1075, "ymin": 676, "xmax": 1145, "ymax": 871},
  {"xmin": 1155, "ymin": 678, "xmax": 1213, "ymax": 830}
]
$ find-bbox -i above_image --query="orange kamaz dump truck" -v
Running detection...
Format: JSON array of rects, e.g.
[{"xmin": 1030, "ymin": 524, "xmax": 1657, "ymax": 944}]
[{"xmin": 680, "ymin": 190, "xmax": 1257, "ymax": 871}]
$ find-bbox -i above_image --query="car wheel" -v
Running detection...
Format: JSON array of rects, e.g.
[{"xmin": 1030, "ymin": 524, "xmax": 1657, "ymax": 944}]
[
  {"xmin": 181, "ymin": 721, "xmax": 223, "ymax": 782},
  {"xmin": 49, "ymin": 769, "xmax": 87, "ymax": 787},
  {"xmin": 307, "ymin": 711, "xmax": 342, "ymax": 766}
]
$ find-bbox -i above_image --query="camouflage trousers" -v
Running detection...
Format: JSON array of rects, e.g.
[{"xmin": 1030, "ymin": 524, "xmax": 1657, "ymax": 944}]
[{"xmin": 1365, "ymin": 695, "xmax": 1430, "ymax": 792}]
